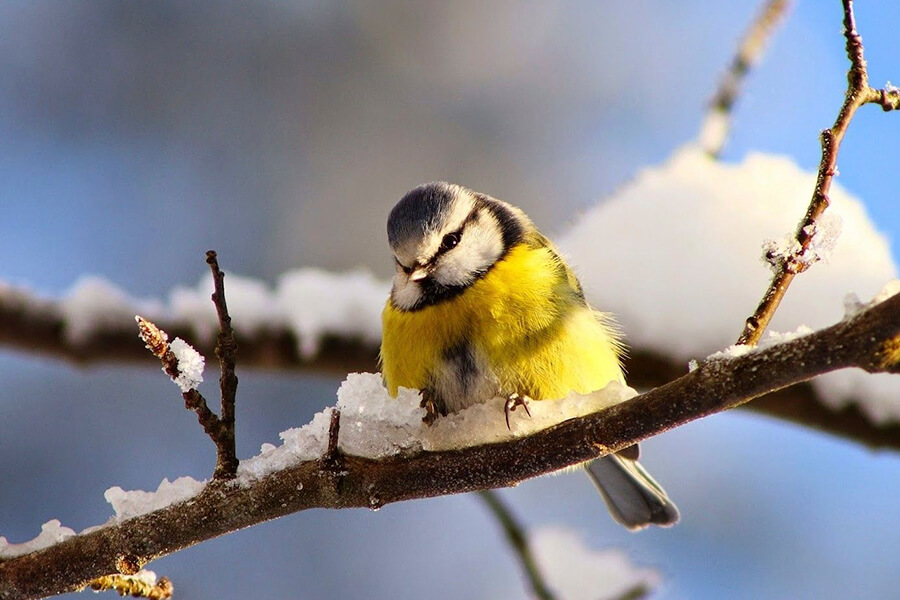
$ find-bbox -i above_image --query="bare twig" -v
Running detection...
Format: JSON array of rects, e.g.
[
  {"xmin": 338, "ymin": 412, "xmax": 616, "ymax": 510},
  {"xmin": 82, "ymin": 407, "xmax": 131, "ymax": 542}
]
[
  {"xmin": 700, "ymin": 0, "xmax": 792, "ymax": 157},
  {"xmin": 736, "ymin": 0, "xmax": 899, "ymax": 346},
  {"xmin": 3, "ymin": 291, "xmax": 900, "ymax": 600},
  {"xmin": 324, "ymin": 408, "xmax": 344, "ymax": 473},
  {"xmin": 205, "ymin": 251, "xmax": 239, "ymax": 479},
  {"xmin": 477, "ymin": 490, "xmax": 555, "ymax": 600},
  {"xmin": 135, "ymin": 316, "xmax": 224, "ymax": 463}
]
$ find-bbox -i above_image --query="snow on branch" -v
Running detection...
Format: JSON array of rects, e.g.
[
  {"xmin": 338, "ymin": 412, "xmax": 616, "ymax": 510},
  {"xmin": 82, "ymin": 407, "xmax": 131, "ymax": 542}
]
[{"xmin": 2, "ymin": 287, "xmax": 899, "ymax": 600}]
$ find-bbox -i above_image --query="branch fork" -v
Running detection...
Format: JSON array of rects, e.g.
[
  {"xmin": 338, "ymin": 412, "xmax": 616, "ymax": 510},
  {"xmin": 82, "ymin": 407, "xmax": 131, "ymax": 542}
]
[{"xmin": 136, "ymin": 251, "xmax": 239, "ymax": 480}]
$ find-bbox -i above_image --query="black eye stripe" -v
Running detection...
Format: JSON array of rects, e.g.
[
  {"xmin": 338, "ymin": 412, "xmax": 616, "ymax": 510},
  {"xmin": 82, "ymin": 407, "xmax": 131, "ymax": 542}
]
[
  {"xmin": 437, "ymin": 208, "xmax": 479, "ymax": 255},
  {"xmin": 395, "ymin": 258, "xmax": 413, "ymax": 274}
]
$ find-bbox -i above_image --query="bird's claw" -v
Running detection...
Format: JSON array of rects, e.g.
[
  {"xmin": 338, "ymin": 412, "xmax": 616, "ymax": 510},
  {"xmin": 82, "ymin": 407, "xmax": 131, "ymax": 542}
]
[
  {"xmin": 504, "ymin": 393, "xmax": 531, "ymax": 430},
  {"xmin": 420, "ymin": 395, "xmax": 438, "ymax": 426}
]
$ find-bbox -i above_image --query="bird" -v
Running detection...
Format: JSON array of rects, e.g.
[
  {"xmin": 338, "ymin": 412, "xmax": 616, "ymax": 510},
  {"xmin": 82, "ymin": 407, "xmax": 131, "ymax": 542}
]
[{"xmin": 379, "ymin": 181, "xmax": 679, "ymax": 530}]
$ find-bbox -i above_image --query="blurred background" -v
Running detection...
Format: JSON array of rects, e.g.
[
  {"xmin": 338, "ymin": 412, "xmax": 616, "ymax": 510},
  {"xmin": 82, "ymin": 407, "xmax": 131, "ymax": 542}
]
[{"xmin": 2, "ymin": 2, "xmax": 900, "ymax": 599}]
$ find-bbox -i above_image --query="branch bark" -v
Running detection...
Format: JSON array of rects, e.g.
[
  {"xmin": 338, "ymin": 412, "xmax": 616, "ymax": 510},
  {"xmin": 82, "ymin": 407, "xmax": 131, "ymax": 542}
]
[{"xmin": 2, "ymin": 291, "xmax": 899, "ymax": 600}]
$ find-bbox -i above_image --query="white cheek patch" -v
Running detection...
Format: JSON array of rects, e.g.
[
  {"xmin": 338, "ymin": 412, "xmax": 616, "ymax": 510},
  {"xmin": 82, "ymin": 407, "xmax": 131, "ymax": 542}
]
[
  {"xmin": 391, "ymin": 274, "xmax": 423, "ymax": 310},
  {"xmin": 432, "ymin": 214, "xmax": 504, "ymax": 287}
]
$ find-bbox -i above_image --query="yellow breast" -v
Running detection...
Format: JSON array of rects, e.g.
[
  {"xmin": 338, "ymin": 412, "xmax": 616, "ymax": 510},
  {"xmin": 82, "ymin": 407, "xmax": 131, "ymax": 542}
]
[{"xmin": 380, "ymin": 242, "xmax": 624, "ymax": 404}]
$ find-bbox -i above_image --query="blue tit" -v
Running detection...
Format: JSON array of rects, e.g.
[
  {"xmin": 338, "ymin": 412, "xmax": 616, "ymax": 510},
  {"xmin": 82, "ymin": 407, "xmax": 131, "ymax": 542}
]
[{"xmin": 380, "ymin": 182, "xmax": 679, "ymax": 530}]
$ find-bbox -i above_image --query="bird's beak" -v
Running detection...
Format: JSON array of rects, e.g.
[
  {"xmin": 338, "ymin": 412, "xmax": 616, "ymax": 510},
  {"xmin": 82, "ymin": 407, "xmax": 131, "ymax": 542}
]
[{"xmin": 409, "ymin": 267, "xmax": 429, "ymax": 282}]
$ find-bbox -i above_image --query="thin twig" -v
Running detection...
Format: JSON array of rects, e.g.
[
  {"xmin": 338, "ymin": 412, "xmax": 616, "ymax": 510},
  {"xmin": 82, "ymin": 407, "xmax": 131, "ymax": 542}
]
[
  {"xmin": 736, "ymin": 0, "xmax": 899, "ymax": 346},
  {"xmin": 135, "ymin": 316, "xmax": 224, "ymax": 459},
  {"xmin": 700, "ymin": 0, "xmax": 792, "ymax": 157},
  {"xmin": 477, "ymin": 490, "xmax": 555, "ymax": 600},
  {"xmin": 324, "ymin": 408, "xmax": 343, "ymax": 469},
  {"xmin": 205, "ymin": 251, "xmax": 239, "ymax": 479},
  {"xmin": 3, "ymin": 290, "xmax": 900, "ymax": 600}
]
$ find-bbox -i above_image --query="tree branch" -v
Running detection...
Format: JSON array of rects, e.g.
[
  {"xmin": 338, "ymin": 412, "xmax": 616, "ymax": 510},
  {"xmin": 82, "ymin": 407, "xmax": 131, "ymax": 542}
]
[
  {"xmin": 700, "ymin": 0, "xmax": 792, "ymax": 157},
  {"xmin": 2, "ymin": 281, "xmax": 900, "ymax": 452},
  {"xmin": 2, "ymin": 291, "xmax": 899, "ymax": 600},
  {"xmin": 205, "ymin": 251, "xmax": 239, "ymax": 479},
  {"xmin": 477, "ymin": 490, "xmax": 556, "ymax": 600},
  {"xmin": 736, "ymin": 0, "xmax": 899, "ymax": 346}
]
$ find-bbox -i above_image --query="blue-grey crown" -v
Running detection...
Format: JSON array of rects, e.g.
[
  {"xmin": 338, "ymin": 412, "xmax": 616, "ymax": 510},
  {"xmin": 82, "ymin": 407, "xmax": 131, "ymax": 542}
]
[{"xmin": 387, "ymin": 182, "xmax": 461, "ymax": 248}]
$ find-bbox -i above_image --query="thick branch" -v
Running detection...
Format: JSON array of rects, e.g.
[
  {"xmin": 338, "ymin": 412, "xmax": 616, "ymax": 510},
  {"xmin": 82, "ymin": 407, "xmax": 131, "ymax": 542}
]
[
  {"xmin": 736, "ymin": 0, "xmax": 898, "ymax": 346},
  {"xmin": 3, "ymin": 283, "xmax": 900, "ymax": 452},
  {"xmin": 2, "ymin": 292, "xmax": 899, "ymax": 600}
]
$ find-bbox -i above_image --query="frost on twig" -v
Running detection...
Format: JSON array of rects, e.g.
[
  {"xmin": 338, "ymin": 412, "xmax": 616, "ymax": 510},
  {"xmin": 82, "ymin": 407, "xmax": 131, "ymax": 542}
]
[
  {"xmin": 86, "ymin": 571, "xmax": 173, "ymax": 600},
  {"xmin": 135, "ymin": 316, "xmax": 205, "ymax": 393},
  {"xmin": 761, "ymin": 212, "xmax": 843, "ymax": 274}
]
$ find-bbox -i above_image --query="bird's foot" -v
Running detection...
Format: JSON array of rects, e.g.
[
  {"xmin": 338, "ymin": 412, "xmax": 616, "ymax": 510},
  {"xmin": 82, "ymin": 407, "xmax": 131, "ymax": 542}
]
[
  {"xmin": 504, "ymin": 393, "xmax": 532, "ymax": 430},
  {"xmin": 420, "ymin": 393, "xmax": 439, "ymax": 427}
]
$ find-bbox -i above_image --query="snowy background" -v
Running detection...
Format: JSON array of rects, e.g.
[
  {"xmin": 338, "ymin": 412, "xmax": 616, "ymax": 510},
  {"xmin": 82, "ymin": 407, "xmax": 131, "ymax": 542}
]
[{"xmin": 2, "ymin": 2, "xmax": 900, "ymax": 599}]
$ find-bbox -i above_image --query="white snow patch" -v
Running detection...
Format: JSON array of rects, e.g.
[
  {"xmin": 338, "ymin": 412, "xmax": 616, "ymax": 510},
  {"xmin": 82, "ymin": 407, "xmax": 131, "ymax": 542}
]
[
  {"xmin": 168, "ymin": 337, "xmax": 205, "ymax": 392},
  {"xmin": 0, "ymin": 519, "xmax": 77, "ymax": 559},
  {"xmin": 60, "ymin": 276, "xmax": 163, "ymax": 343},
  {"xmin": 104, "ymin": 476, "xmax": 206, "ymax": 522},
  {"xmin": 529, "ymin": 526, "xmax": 659, "ymax": 600},
  {"xmin": 129, "ymin": 570, "xmax": 160, "ymax": 586},
  {"xmin": 237, "ymin": 373, "xmax": 636, "ymax": 482},
  {"xmin": 237, "ymin": 409, "xmax": 333, "ymax": 481},
  {"xmin": 705, "ymin": 326, "xmax": 813, "ymax": 362},
  {"xmin": 335, "ymin": 372, "xmax": 425, "ymax": 456},
  {"xmin": 698, "ymin": 109, "xmax": 730, "ymax": 155},
  {"xmin": 169, "ymin": 272, "xmax": 283, "ymax": 341},
  {"xmin": 560, "ymin": 145, "xmax": 899, "ymax": 422},
  {"xmin": 423, "ymin": 381, "xmax": 636, "ymax": 453},
  {"xmin": 275, "ymin": 269, "xmax": 387, "ymax": 358},
  {"xmin": 167, "ymin": 268, "xmax": 386, "ymax": 358},
  {"xmin": 336, "ymin": 373, "xmax": 634, "ymax": 454}
]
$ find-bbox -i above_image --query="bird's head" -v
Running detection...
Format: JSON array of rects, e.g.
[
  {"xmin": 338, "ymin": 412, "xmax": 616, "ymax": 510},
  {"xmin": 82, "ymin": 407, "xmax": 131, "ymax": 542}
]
[{"xmin": 386, "ymin": 182, "xmax": 525, "ymax": 310}]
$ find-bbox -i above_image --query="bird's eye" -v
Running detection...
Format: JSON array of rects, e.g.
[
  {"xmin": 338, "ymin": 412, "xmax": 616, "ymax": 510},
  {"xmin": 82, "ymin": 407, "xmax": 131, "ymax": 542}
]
[
  {"xmin": 440, "ymin": 231, "xmax": 461, "ymax": 252},
  {"xmin": 396, "ymin": 259, "xmax": 412, "ymax": 274}
]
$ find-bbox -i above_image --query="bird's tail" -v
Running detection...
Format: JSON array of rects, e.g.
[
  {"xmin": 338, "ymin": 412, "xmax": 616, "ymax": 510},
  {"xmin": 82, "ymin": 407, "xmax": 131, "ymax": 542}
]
[{"xmin": 584, "ymin": 451, "xmax": 679, "ymax": 530}]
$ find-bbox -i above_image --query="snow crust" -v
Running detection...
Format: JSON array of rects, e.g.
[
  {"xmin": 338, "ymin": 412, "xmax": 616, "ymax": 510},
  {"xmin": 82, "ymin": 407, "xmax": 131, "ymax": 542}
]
[
  {"xmin": 0, "ymin": 519, "xmax": 76, "ymax": 559},
  {"xmin": 527, "ymin": 526, "xmax": 659, "ymax": 600},
  {"xmin": 238, "ymin": 372, "xmax": 636, "ymax": 482},
  {"xmin": 560, "ymin": 146, "xmax": 899, "ymax": 423},
  {"xmin": 104, "ymin": 476, "xmax": 206, "ymax": 522},
  {"xmin": 705, "ymin": 326, "xmax": 814, "ymax": 362}
]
